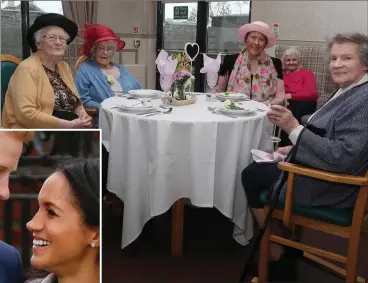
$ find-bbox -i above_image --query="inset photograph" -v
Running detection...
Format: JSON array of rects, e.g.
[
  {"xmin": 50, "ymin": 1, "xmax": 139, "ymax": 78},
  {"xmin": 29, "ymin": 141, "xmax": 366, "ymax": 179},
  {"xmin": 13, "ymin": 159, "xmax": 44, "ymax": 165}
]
[{"xmin": 0, "ymin": 130, "xmax": 100, "ymax": 283}]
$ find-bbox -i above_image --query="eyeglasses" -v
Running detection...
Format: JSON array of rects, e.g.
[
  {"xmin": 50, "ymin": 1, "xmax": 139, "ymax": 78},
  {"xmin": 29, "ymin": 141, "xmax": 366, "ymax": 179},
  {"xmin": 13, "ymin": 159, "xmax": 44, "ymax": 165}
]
[
  {"xmin": 97, "ymin": 45, "xmax": 115, "ymax": 54},
  {"xmin": 43, "ymin": 34, "xmax": 68, "ymax": 44}
]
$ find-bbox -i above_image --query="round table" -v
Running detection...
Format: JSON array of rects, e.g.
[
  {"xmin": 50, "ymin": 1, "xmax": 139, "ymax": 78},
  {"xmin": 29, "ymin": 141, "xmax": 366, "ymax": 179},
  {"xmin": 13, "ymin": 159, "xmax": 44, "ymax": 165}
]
[{"xmin": 100, "ymin": 94, "xmax": 274, "ymax": 251}]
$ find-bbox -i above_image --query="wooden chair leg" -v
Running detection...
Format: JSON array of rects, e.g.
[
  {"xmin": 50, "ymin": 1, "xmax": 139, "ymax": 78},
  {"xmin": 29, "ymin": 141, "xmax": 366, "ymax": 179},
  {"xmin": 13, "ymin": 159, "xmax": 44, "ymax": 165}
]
[
  {"xmin": 171, "ymin": 199, "xmax": 185, "ymax": 257},
  {"xmin": 258, "ymin": 208, "xmax": 271, "ymax": 283},
  {"xmin": 346, "ymin": 224, "xmax": 362, "ymax": 282}
]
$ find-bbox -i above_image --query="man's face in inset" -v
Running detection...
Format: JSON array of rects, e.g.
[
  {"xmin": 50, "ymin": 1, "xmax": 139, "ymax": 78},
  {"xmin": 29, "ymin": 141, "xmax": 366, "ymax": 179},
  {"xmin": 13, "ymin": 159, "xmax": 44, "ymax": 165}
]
[{"xmin": 0, "ymin": 132, "xmax": 24, "ymax": 200}]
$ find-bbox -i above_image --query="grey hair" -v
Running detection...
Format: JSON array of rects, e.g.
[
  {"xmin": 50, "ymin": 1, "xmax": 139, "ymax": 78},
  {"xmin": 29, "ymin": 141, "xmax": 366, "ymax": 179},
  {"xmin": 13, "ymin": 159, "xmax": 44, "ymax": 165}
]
[
  {"xmin": 326, "ymin": 32, "xmax": 368, "ymax": 67},
  {"xmin": 34, "ymin": 26, "xmax": 69, "ymax": 49},
  {"xmin": 281, "ymin": 47, "xmax": 301, "ymax": 65}
]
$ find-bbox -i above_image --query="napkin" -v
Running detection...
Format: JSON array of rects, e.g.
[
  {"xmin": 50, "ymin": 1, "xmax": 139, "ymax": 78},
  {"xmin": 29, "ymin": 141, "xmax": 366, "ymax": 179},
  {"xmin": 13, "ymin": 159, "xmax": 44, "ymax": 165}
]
[
  {"xmin": 200, "ymin": 52, "xmax": 221, "ymax": 74},
  {"xmin": 250, "ymin": 149, "xmax": 286, "ymax": 164},
  {"xmin": 155, "ymin": 49, "xmax": 178, "ymax": 76}
]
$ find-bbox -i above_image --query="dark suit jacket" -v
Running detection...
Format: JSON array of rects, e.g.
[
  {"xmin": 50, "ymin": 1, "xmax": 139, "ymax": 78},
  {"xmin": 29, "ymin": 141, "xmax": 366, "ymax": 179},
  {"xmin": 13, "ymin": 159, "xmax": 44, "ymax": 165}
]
[
  {"xmin": 218, "ymin": 53, "xmax": 283, "ymax": 82},
  {"xmin": 0, "ymin": 241, "xmax": 23, "ymax": 283}
]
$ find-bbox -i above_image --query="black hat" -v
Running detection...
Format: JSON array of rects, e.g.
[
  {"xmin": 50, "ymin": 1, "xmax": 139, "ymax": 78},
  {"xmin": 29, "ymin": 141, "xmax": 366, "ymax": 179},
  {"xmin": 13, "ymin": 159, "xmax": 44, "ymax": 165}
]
[{"xmin": 27, "ymin": 13, "xmax": 78, "ymax": 52}]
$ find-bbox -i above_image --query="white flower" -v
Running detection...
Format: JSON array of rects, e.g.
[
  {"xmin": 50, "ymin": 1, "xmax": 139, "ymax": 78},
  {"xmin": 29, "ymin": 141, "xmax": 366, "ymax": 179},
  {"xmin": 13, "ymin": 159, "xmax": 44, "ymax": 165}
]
[
  {"xmin": 223, "ymin": 99, "xmax": 232, "ymax": 107},
  {"xmin": 106, "ymin": 75, "xmax": 115, "ymax": 85}
]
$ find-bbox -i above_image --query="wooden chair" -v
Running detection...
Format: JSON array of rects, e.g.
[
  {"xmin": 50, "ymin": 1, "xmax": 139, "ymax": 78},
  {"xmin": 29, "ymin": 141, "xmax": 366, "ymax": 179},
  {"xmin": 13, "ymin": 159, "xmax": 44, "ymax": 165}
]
[
  {"xmin": 255, "ymin": 162, "xmax": 368, "ymax": 283},
  {"xmin": 75, "ymin": 55, "xmax": 98, "ymax": 121},
  {"xmin": 1, "ymin": 54, "xmax": 21, "ymax": 111}
]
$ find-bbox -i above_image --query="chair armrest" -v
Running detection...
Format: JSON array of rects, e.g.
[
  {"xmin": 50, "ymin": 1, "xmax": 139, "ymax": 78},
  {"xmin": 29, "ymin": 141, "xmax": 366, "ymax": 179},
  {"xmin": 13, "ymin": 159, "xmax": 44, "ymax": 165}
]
[
  {"xmin": 278, "ymin": 162, "xmax": 368, "ymax": 186},
  {"xmin": 277, "ymin": 161, "xmax": 368, "ymax": 228},
  {"xmin": 86, "ymin": 108, "xmax": 97, "ymax": 116}
]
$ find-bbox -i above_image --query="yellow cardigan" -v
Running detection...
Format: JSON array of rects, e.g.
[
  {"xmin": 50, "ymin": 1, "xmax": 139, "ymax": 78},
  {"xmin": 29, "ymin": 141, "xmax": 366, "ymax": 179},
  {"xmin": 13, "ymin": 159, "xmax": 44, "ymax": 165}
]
[{"xmin": 1, "ymin": 52, "xmax": 84, "ymax": 129}]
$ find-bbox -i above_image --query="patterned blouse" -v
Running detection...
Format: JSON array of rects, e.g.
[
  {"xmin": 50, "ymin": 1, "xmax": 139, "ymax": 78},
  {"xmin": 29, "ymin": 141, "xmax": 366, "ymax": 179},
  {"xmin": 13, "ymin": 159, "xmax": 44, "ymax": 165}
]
[{"xmin": 43, "ymin": 66, "xmax": 78, "ymax": 112}]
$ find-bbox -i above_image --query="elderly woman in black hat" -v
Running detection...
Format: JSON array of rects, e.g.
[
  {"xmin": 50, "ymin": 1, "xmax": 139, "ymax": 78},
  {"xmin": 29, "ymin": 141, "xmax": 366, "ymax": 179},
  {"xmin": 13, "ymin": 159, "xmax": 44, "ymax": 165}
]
[{"xmin": 1, "ymin": 13, "xmax": 92, "ymax": 129}]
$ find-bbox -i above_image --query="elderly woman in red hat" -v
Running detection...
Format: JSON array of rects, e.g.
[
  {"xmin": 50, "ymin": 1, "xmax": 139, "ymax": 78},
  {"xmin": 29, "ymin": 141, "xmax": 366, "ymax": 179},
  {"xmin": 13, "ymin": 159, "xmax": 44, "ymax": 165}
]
[
  {"xmin": 214, "ymin": 21, "xmax": 286, "ymax": 104},
  {"xmin": 75, "ymin": 24, "xmax": 142, "ymax": 127},
  {"xmin": 2, "ymin": 13, "xmax": 92, "ymax": 129}
]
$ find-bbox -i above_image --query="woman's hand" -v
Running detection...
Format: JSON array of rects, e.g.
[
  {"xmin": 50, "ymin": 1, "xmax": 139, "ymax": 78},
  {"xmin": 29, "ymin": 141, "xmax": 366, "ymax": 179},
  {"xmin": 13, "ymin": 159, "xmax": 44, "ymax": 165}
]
[
  {"xmin": 77, "ymin": 109, "xmax": 90, "ymax": 120},
  {"xmin": 275, "ymin": 145, "xmax": 293, "ymax": 156},
  {"xmin": 80, "ymin": 115, "xmax": 92, "ymax": 128},
  {"xmin": 267, "ymin": 105, "xmax": 300, "ymax": 134},
  {"xmin": 76, "ymin": 109, "xmax": 92, "ymax": 128},
  {"xmin": 61, "ymin": 118, "xmax": 90, "ymax": 129}
]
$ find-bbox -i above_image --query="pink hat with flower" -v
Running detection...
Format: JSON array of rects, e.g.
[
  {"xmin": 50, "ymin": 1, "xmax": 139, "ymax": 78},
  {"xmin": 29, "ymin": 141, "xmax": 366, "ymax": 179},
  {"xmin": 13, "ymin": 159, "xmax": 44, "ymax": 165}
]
[{"xmin": 238, "ymin": 21, "xmax": 276, "ymax": 48}]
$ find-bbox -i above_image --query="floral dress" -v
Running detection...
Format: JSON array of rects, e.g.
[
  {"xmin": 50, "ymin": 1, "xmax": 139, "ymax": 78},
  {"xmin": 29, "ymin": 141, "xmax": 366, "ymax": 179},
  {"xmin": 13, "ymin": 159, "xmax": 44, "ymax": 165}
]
[{"xmin": 226, "ymin": 48, "xmax": 278, "ymax": 101}]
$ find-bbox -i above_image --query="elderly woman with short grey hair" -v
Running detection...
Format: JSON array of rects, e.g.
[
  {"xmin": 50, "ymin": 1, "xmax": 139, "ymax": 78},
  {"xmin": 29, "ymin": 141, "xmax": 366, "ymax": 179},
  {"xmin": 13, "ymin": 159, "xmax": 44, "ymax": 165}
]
[
  {"xmin": 75, "ymin": 23, "xmax": 142, "ymax": 128},
  {"xmin": 241, "ymin": 32, "xmax": 368, "ymax": 281},
  {"xmin": 279, "ymin": 47, "xmax": 318, "ymax": 145},
  {"xmin": 1, "ymin": 13, "xmax": 92, "ymax": 129}
]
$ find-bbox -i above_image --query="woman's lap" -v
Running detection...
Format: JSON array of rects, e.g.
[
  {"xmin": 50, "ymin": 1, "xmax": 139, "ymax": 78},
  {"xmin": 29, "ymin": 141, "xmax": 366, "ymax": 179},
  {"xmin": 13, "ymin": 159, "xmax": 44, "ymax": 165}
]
[{"xmin": 241, "ymin": 162, "xmax": 281, "ymax": 208}]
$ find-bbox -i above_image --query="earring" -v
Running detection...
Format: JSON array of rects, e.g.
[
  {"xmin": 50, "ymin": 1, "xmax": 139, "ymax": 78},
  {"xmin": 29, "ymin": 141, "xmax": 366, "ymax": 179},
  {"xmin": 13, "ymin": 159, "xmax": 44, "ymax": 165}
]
[{"xmin": 90, "ymin": 242, "xmax": 96, "ymax": 248}]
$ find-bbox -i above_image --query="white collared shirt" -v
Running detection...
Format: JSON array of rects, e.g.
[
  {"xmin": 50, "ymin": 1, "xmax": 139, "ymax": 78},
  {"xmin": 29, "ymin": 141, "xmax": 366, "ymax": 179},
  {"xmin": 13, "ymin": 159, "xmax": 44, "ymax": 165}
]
[{"xmin": 288, "ymin": 73, "xmax": 368, "ymax": 144}]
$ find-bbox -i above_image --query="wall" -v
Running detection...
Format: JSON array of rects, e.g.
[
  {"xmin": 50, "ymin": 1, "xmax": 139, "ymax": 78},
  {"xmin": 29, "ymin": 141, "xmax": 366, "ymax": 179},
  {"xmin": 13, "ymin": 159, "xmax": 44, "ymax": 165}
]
[
  {"xmin": 97, "ymin": 1, "xmax": 368, "ymax": 87},
  {"xmin": 251, "ymin": 1, "xmax": 368, "ymax": 44},
  {"xmin": 97, "ymin": 1, "xmax": 157, "ymax": 88}
]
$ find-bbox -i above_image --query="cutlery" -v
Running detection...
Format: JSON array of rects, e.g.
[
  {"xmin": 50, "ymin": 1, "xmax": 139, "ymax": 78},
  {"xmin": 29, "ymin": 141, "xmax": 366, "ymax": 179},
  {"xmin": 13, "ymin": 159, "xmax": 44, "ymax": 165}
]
[
  {"xmin": 145, "ymin": 108, "xmax": 173, "ymax": 117},
  {"xmin": 137, "ymin": 110, "xmax": 161, "ymax": 116}
]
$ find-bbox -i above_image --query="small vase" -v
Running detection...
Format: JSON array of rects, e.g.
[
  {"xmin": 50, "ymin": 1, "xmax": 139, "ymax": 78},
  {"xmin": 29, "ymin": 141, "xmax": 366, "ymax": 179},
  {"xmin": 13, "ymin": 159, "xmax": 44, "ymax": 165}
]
[{"xmin": 173, "ymin": 84, "xmax": 186, "ymax": 101}]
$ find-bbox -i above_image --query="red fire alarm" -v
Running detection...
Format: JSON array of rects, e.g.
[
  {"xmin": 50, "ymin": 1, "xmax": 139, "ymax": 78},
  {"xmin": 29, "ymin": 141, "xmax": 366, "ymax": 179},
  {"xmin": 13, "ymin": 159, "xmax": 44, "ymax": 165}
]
[{"xmin": 133, "ymin": 27, "xmax": 138, "ymax": 34}]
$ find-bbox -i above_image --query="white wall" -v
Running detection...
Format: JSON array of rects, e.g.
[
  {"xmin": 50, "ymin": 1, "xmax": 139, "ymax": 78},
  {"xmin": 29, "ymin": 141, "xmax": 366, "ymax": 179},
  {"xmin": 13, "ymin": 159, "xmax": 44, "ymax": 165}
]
[{"xmin": 251, "ymin": 1, "xmax": 368, "ymax": 43}]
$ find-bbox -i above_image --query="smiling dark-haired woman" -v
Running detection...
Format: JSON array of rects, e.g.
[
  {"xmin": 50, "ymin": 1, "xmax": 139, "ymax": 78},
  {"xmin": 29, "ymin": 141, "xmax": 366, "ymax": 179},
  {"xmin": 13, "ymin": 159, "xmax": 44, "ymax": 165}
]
[{"xmin": 25, "ymin": 158, "xmax": 100, "ymax": 283}]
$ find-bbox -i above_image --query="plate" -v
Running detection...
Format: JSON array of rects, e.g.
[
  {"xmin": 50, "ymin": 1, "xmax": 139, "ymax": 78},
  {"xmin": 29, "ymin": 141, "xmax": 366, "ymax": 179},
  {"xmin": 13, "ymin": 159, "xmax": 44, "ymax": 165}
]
[
  {"xmin": 128, "ymin": 89, "xmax": 164, "ymax": 98},
  {"xmin": 216, "ymin": 92, "xmax": 249, "ymax": 101},
  {"xmin": 218, "ymin": 107, "xmax": 255, "ymax": 115},
  {"xmin": 116, "ymin": 101, "xmax": 155, "ymax": 113},
  {"xmin": 218, "ymin": 101, "xmax": 256, "ymax": 115}
]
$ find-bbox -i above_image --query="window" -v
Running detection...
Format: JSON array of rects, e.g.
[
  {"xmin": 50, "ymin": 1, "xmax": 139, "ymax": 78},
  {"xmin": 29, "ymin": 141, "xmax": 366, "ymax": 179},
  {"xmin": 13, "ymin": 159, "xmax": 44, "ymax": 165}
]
[
  {"xmin": 163, "ymin": 2, "xmax": 198, "ymax": 51},
  {"xmin": 1, "ymin": 1, "xmax": 63, "ymax": 59},
  {"xmin": 1, "ymin": 1, "xmax": 23, "ymax": 58},
  {"xmin": 30, "ymin": 1, "xmax": 63, "ymax": 24},
  {"xmin": 157, "ymin": 1, "xmax": 252, "ymax": 92},
  {"xmin": 207, "ymin": 1, "xmax": 250, "ymax": 53}
]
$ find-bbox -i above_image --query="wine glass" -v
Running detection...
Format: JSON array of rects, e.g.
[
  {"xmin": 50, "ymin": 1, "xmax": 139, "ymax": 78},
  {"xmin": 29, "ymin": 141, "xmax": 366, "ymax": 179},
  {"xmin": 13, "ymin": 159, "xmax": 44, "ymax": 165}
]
[
  {"xmin": 268, "ymin": 97, "xmax": 287, "ymax": 144},
  {"xmin": 206, "ymin": 72, "xmax": 218, "ymax": 101},
  {"xmin": 160, "ymin": 74, "xmax": 173, "ymax": 108}
]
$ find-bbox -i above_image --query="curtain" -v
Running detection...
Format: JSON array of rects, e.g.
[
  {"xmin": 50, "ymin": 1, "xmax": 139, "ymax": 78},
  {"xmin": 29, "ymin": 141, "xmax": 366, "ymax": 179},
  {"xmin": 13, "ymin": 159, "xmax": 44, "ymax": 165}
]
[{"xmin": 62, "ymin": 1, "xmax": 98, "ymax": 28}]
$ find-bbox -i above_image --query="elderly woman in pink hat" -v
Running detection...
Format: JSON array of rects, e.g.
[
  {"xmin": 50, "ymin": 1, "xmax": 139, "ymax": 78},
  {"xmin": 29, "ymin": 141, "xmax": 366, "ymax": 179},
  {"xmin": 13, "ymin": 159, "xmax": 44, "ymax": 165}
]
[{"xmin": 214, "ymin": 21, "xmax": 286, "ymax": 104}]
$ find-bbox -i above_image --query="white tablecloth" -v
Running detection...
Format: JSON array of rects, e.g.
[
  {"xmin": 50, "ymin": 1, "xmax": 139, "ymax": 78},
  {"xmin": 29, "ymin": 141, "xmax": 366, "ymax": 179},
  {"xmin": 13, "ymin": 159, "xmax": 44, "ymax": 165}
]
[{"xmin": 100, "ymin": 95, "xmax": 274, "ymax": 249}]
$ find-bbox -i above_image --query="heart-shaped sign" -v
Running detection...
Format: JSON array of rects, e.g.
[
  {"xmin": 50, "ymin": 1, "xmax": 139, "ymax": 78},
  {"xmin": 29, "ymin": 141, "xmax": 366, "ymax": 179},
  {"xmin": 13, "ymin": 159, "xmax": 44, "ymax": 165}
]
[{"xmin": 184, "ymin": 42, "xmax": 200, "ymax": 62}]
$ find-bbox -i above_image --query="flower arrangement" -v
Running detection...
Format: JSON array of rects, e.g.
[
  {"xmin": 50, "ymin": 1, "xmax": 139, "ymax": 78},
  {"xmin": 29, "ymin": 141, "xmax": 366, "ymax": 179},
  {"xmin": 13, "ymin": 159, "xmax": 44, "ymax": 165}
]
[{"xmin": 171, "ymin": 53, "xmax": 195, "ymax": 100}]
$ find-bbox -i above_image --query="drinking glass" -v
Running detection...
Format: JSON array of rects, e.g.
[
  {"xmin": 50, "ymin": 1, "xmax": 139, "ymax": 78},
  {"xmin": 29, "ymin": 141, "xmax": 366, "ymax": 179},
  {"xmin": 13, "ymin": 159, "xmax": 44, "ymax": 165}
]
[
  {"xmin": 268, "ymin": 98, "xmax": 287, "ymax": 144},
  {"xmin": 206, "ymin": 72, "xmax": 218, "ymax": 101},
  {"xmin": 160, "ymin": 74, "xmax": 173, "ymax": 108}
]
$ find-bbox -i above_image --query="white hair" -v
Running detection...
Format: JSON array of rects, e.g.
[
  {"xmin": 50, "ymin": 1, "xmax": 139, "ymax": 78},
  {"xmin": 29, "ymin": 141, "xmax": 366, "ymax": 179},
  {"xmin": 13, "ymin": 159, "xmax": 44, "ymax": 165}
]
[
  {"xmin": 34, "ymin": 26, "xmax": 69, "ymax": 49},
  {"xmin": 281, "ymin": 47, "xmax": 302, "ymax": 66},
  {"xmin": 326, "ymin": 32, "xmax": 368, "ymax": 67}
]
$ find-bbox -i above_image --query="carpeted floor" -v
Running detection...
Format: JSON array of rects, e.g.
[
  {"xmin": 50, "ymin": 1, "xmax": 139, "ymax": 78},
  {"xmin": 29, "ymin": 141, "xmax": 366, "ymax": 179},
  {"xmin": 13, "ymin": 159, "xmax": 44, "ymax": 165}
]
[{"xmin": 102, "ymin": 199, "xmax": 367, "ymax": 283}]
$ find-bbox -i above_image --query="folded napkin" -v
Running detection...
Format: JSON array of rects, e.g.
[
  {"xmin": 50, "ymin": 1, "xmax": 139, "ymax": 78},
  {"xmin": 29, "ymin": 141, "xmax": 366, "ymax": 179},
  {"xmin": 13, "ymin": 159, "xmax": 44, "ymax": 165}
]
[
  {"xmin": 251, "ymin": 149, "xmax": 286, "ymax": 164},
  {"xmin": 200, "ymin": 52, "xmax": 221, "ymax": 74},
  {"xmin": 155, "ymin": 49, "xmax": 178, "ymax": 76}
]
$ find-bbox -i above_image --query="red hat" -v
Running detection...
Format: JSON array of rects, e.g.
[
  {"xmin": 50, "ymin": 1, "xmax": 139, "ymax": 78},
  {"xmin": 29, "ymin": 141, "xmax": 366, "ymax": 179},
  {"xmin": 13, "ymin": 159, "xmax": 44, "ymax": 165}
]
[{"xmin": 78, "ymin": 23, "xmax": 125, "ymax": 56}]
